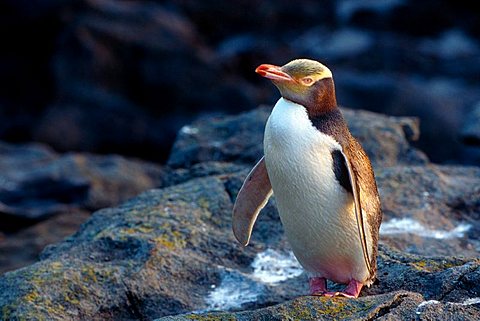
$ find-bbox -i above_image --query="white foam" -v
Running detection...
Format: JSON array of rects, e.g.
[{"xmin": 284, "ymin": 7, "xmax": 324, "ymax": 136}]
[
  {"xmin": 204, "ymin": 271, "xmax": 263, "ymax": 311},
  {"xmin": 416, "ymin": 297, "xmax": 480, "ymax": 314},
  {"xmin": 380, "ymin": 218, "xmax": 471, "ymax": 239},
  {"xmin": 461, "ymin": 297, "xmax": 480, "ymax": 306},
  {"xmin": 251, "ymin": 249, "xmax": 303, "ymax": 284},
  {"xmin": 416, "ymin": 300, "xmax": 440, "ymax": 314},
  {"xmin": 203, "ymin": 249, "xmax": 303, "ymax": 311}
]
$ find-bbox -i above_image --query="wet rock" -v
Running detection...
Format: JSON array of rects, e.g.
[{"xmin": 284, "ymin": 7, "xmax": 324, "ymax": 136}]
[
  {"xmin": 168, "ymin": 106, "xmax": 427, "ymax": 169},
  {"xmin": 1, "ymin": 168, "xmax": 480, "ymax": 320}
]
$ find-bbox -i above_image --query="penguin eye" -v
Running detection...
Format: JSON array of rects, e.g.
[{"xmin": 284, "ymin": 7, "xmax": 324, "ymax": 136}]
[{"xmin": 301, "ymin": 77, "xmax": 314, "ymax": 86}]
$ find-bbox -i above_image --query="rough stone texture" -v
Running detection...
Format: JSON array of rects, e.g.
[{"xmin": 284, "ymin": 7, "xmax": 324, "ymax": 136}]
[
  {"xmin": 0, "ymin": 141, "xmax": 172, "ymax": 229},
  {"xmin": 1, "ymin": 166, "xmax": 480, "ymax": 320},
  {"xmin": 156, "ymin": 291, "xmax": 425, "ymax": 321},
  {"xmin": 0, "ymin": 210, "xmax": 90, "ymax": 274},
  {"xmin": 168, "ymin": 106, "xmax": 428, "ymax": 169},
  {"xmin": 157, "ymin": 289, "xmax": 480, "ymax": 321},
  {"xmin": 377, "ymin": 165, "xmax": 480, "ymax": 257},
  {"xmin": 0, "ymin": 137, "xmax": 247, "ymax": 273},
  {"xmin": 417, "ymin": 301, "xmax": 480, "ymax": 321}
]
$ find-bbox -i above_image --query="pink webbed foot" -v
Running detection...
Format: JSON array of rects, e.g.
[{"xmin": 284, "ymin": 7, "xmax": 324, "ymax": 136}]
[
  {"xmin": 310, "ymin": 279, "xmax": 364, "ymax": 298},
  {"xmin": 325, "ymin": 279, "xmax": 364, "ymax": 298},
  {"xmin": 340, "ymin": 279, "xmax": 363, "ymax": 298},
  {"xmin": 309, "ymin": 277, "xmax": 327, "ymax": 295}
]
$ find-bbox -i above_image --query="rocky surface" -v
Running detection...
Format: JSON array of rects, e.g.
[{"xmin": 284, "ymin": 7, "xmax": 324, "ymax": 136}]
[
  {"xmin": 1, "ymin": 105, "xmax": 480, "ymax": 320},
  {"xmin": 1, "ymin": 1, "xmax": 480, "ymax": 319},
  {"xmin": 1, "ymin": 167, "xmax": 479, "ymax": 320},
  {"xmin": 378, "ymin": 165, "xmax": 480, "ymax": 257},
  {"xmin": 156, "ymin": 291, "xmax": 480, "ymax": 321}
]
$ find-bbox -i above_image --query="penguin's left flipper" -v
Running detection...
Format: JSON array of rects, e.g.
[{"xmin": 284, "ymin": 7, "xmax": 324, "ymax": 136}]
[
  {"xmin": 336, "ymin": 150, "xmax": 372, "ymax": 275},
  {"xmin": 232, "ymin": 156, "xmax": 273, "ymax": 246}
]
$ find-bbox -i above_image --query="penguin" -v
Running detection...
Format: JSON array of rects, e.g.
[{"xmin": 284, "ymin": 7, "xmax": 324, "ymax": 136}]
[{"xmin": 232, "ymin": 59, "xmax": 382, "ymax": 298}]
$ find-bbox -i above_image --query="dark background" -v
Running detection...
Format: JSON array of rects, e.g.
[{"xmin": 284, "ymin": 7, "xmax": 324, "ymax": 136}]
[{"xmin": 1, "ymin": 0, "xmax": 480, "ymax": 164}]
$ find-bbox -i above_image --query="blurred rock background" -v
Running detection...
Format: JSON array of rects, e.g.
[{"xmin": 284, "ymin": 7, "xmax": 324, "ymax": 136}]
[
  {"xmin": 1, "ymin": 0, "xmax": 480, "ymax": 164},
  {"xmin": 1, "ymin": 0, "xmax": 480, "ymax": 275}
]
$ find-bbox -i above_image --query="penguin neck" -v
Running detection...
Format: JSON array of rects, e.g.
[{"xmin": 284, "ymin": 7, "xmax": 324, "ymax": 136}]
[{"xmin": 307, "ymin": 78, "xmax": 338, "ymax": 118}]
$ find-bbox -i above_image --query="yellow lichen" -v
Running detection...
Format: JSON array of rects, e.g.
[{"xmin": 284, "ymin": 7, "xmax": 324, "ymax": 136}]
[
  {"xmin": 153, "ymin": 231, "xmax": 186, "ymax": 250},
  {"xmin": 185, "ymin": 313, "xmax": 236, "ymax": 321},
  {"xmin": 410, "ymin": 259, "xmax": 465, "ymax": 272},
  {"xmin": 81, "ymin": 266, "xmax": 98, "ymax": 283},
  {"xmin": 198, "ymin": 197, "xmax": 210, "ymax": 210},
  {"xmin": 24, "ymin": 291, "xmax": 40, "ymax": 303}
]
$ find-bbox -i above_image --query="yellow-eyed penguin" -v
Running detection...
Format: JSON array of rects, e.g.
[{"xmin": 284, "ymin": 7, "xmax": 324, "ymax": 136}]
[{"xmin": 232, "ymin": 59, "xmax": 382, "ymax": 298}]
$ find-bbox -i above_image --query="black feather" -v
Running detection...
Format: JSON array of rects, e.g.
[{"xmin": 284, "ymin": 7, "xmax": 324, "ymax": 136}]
[{"xmin": 331, "ymin": 150, "xmax": 353, "ymax": 194}]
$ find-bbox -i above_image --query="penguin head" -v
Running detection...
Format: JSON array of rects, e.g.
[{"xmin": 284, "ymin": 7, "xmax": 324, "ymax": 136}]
[{"xmin": 256, "ymin": 59, "xmax": 336, "ymax": 112}]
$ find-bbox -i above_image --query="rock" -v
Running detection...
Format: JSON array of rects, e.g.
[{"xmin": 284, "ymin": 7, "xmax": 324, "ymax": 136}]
[
  {"xmin": 1, "ymin": 167, "xmax": 480, "ymax": 320},
  {"xmin": 342, "ymin": 108, "xmax": 427, "ymax": 168},
  {"xmin": 377, "ymin": 165, "xmax": 480, "ymax": 257},
  {"xmin": 157, "ymin": 291, "xmax": 425, "ymax": 321},
  {"xmin": 0, "ymin": 138, "xmax": 244, "ymax": 274},
  {"xmin": 32, "ymin": 0, "xmax": 259, "ymax": 159},
  {"xmin": 1, "ymin": 0, "xmax": 480, "ymax": 166},
  {"xmin": 33, "ymin": 98, "xmax": 180, "ymax": 162},
  {"xmin": 167, "ymin": 107, "xmax": 270, "ymax": 168},
  {"xmin": 0, "ymin": 210, "xmax": 90, "ymax": 274},
  {"xmin": 335, "ymin": 71, "xmax": 480, "ymax": 164},
  {"xmin": 0, "ymin": 141, "xmax": 172, "ymax": 229},
  {"xmin": 168, "ymin": 106, "xmax": 427, "ymax": 169},
  {"xmin": 416, "ymin": 299, "xmax": 480, "ymax": 321},
  {"xmin": 461, "ymin": 102, "xmax": 480, "ymax": 146}
]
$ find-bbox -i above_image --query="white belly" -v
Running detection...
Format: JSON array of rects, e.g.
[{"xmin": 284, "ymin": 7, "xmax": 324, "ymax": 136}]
[{"xmin": 264, "ymin": 98, "xmax": 369, "ymax": 284}]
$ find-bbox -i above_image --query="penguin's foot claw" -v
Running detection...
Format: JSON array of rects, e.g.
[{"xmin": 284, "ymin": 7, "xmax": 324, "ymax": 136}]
[
  {"xmin": 320, "ymin": 291, "xmax": 338, "ymax": 297},
  {"xmin": 327, "ymin": 291, "xmax": 357, "ymax": 298}
]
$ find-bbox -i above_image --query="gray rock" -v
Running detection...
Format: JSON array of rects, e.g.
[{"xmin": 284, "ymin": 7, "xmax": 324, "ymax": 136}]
[
  {"xmin": 157, "ymin": 291, "xmax": 425, "ymax": 321},
  {"xmin": 377, "ymin": 165, "xmax": 480, "ymax": 257},
  {"xmin": 0, "ymin": 139, "xmax": 246, "ymax": 275},
  {"xmin": 0, "ymin": 210, "xmax": 91, "ymax": 274},
  {"xmin": 462, "ymin": 102, "xmax": 480, "ymax": 146},
  {"xmin": 336, "ymin": 71, "xmax": 480, "ymax": 164},
  {"xmin": 0, "ymin": 141, "xmax": 172, "ymax": 229},
  {"xmin": 168, "ymin": 106, "xmax": 427, "ymax": 169},
  {"xmin": 1, "ymin": 167, "xmax": 480, "ymax": 320}
]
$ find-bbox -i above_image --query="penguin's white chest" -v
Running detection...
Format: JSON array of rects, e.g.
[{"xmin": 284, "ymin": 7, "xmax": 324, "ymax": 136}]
[{"xmin": 263, "ymin": 98, "xmax": 369, "ymax": 284}]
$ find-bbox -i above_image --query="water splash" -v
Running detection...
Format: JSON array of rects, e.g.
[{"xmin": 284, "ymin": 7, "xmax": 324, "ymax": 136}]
[{"xmin": 380, "ymin": 218, "xmax": 471, "ymax": 239}]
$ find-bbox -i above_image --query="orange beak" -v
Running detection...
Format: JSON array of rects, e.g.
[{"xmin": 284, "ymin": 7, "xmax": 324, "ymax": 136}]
[{"xmin": 255, "ymin": 64, "xmax": 293, "ymax": 82}]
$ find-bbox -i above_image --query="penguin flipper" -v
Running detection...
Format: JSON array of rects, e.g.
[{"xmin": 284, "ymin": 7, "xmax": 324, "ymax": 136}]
[
  {"xmin": 232, "ymin": 156, "xmax": 273, "ymax": 246},
  {"xmin": 339, "ymin": 150, "xmax": 372, "ymax": 275}
]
